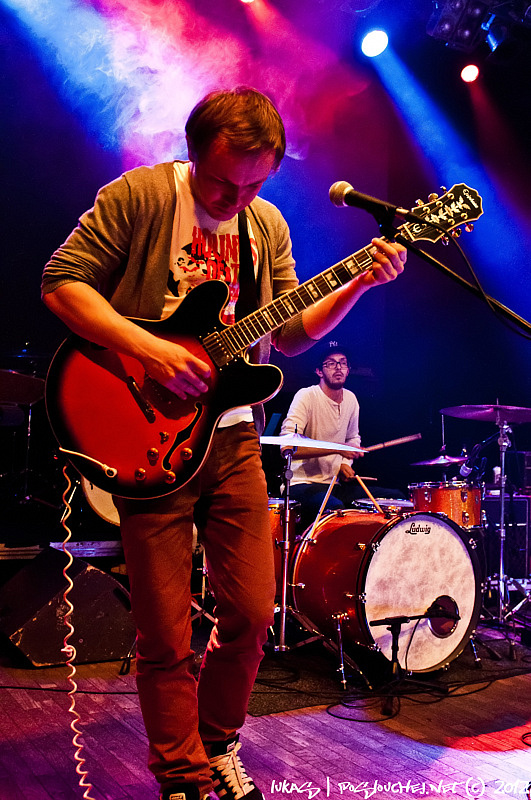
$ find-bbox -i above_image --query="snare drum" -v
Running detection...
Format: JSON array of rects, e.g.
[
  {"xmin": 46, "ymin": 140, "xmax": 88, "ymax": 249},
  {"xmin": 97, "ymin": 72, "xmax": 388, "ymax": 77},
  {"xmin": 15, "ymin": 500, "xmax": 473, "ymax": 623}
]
[
  {"xmin": 268, "ymin": 498, "xmax": 300, "ymax": 598},
  {"xmin": 409, "ymin": 481, "xmax": 481, "ymax": 528},
  {"xmin": 291, "ymin": 509, "xmax": 482, "ymax": 672},
  {"xmin": 355, "ymin": 498, "xmax": 414, "ymax": 515}
]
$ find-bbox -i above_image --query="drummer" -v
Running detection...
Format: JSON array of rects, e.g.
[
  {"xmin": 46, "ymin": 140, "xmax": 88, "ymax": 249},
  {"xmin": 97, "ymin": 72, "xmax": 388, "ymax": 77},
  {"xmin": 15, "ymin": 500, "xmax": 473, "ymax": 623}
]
[{"xmin": 280, "ymin": 341, "xmax": 404, "ymax": 530}]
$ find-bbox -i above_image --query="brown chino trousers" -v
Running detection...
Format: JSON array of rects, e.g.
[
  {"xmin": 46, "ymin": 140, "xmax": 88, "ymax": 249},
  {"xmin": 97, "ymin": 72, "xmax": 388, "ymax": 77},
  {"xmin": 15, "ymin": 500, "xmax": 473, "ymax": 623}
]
[{"xmin": 116, "ymin": 422, "xmax": 276, "ymax": 794}]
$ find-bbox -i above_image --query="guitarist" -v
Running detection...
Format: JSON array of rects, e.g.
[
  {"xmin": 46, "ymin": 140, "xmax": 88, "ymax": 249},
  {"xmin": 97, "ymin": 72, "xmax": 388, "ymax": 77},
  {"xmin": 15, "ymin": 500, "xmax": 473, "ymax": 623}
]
[{"xmin": 41, "ymin": 87, "xmax": 406, "ymax": 800}]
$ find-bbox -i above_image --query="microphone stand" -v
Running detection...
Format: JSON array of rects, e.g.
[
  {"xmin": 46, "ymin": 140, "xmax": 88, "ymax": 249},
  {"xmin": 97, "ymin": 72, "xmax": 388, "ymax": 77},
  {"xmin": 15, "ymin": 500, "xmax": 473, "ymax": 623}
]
[
  {"xmin": 369, "ymin": 206, "xmax": 531, "ymax": 337},
  {"xmin": 370, "ymin": 611, "xmax": 451, "ymax": 716},
  {"xmin": 394, "ymin": 234, "xmax": 531, "ymax": 337}
]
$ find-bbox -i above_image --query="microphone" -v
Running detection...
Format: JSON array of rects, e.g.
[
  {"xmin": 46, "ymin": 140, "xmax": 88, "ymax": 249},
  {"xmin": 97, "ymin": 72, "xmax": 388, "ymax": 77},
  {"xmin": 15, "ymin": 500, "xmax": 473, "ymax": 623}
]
[
  {"xmin": 459, "ymin": 429, "xmax": 500, "ymax": 478},
  {"xmin": 329, "ymin": 181, "xmax": 421, "ymax": 224},
  {"xmin": 459, "ymin": 443, "xmax": 482, "ymax": 478},
  {"xmin": 426, "ymin": 601, "xmax": 460, "ymax": 622}
]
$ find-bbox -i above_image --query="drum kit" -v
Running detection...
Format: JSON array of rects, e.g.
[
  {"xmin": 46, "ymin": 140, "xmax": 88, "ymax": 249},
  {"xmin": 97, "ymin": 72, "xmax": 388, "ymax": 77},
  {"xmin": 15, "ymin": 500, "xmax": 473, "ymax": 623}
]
[{"xmin": 260, "ymin": 403, "xmax": 531, "ymax": 687}]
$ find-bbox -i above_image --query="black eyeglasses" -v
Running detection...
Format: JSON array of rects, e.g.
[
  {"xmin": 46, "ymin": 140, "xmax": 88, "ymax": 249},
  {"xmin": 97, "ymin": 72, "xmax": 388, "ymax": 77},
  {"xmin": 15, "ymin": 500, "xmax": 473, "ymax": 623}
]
[{"xmin": 322, "ymin": 359, "xmax": 349, "ymax": 370}]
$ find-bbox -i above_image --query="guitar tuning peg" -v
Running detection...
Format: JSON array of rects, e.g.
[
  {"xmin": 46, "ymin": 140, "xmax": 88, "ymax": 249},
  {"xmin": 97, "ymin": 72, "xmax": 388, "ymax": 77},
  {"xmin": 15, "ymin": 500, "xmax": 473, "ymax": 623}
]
[
  {"xmin": 415, "ymin": 199, "xmax": 425, "ymax": 206},
  {"xmin": 465, "ymin": 223, "xmax": 474, "ymax": 233},
  {"xmin": 427, "ymin": 193, "xmax": 438, "ymax": 202},
  {"xmin": 440, "ymin": 186, "xmax": 447, "ymax": 193},
  {"xmin": 441, "ymin": 236, "xmax": 450, "ymax": 246},
  {"xmin": 451, "ymin": 227, "xmax": 462, "ymax": 238}
]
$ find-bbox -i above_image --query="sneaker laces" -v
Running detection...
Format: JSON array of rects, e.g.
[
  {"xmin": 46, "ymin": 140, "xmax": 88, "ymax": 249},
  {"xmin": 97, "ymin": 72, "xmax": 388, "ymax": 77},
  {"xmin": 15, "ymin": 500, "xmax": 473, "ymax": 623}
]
[{"xmin": 209, "ymin": 741, "xmax": 255, "ymax": 798}]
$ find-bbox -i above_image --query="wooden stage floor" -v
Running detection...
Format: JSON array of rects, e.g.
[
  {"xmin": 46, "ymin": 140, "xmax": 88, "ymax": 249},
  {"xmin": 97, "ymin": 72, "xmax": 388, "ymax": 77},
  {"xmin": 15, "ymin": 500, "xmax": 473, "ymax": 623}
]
[{"xmin": 0, "ymin": 631, "xmax": 530, "ymax": 800}]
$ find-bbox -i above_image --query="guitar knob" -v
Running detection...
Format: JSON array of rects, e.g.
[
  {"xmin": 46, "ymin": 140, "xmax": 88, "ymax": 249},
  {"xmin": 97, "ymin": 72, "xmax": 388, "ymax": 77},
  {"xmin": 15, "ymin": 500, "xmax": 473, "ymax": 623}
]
[
  {"xmin": 465, "ymin": 223, "xmax": 474, "ymax": 233},
  {"xmin": 181, "ymin": 448, "xmax": 193, "ymax": 461},
  {"xmin": 135, "ymin": 468, "xmax": 146, "ymax": 481},
  {"xmin": 147, "ymin": 448, "xmax": 159, "ymax": 464},
  {"xmin": 165, "ymin": 471, "xmax": 176, "ymax": 484}
]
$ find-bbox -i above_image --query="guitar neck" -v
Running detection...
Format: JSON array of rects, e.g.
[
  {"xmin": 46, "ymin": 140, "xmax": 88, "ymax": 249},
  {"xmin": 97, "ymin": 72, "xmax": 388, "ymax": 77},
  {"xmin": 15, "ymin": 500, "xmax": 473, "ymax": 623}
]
[{"xmin": 204, "ymin": 239, "xmax": 383, "ymax": 367}]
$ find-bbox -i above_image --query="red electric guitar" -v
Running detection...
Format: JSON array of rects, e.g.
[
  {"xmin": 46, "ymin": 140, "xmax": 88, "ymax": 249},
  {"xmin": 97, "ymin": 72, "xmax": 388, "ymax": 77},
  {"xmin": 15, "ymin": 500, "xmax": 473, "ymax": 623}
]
[{"xmin": 45, "ymin": 184, "xmax": 483, "ymax": 499}]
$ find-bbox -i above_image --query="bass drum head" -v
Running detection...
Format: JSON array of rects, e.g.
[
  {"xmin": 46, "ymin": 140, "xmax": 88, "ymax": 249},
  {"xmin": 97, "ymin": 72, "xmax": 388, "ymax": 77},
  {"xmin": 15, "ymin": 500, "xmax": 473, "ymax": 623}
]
[
  {"xmin": 81, "ymin": 477, "xmax": 119, "ymax": 526},
  {"xmin": 363, "ymin": 513, "xmax": 482, "ymax": 672}
]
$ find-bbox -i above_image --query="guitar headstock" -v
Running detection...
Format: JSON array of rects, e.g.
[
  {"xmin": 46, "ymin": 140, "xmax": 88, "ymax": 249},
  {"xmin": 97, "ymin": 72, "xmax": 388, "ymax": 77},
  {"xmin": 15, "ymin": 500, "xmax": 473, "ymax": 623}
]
[{"xmin": 404, "ymin": 184, "xmax": 483, "ymax": 244}]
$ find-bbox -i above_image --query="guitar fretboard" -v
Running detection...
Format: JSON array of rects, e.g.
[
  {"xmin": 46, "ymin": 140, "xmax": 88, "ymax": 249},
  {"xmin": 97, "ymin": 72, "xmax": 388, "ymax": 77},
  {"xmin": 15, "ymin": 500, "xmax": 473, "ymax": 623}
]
[{"xmin": 203, "ymin": 244, "xmax": 375, "ymax": 367}]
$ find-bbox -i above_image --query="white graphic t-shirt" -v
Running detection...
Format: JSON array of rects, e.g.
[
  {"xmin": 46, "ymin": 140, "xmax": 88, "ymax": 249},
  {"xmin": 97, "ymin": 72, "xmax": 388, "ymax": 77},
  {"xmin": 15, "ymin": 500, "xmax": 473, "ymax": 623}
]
[
  {"xmin": 164, "ymin": 161, "xmax": 257, "ymax": 426},
  {"xmin": 164, "ymin": 161, "xmax": 257, "ymax": 325}
]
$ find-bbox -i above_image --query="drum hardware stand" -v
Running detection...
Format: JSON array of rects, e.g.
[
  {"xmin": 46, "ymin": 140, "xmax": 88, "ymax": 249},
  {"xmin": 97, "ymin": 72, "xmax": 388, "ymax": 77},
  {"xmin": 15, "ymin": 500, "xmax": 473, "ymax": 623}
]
[
  {"xmin": 275, "ymin": 445, "xmax": 295, "ymax": 653},
  {"xmin": 503, "ymin": 579, "xmax": 531, "ymax": 624},
  {"xmin": 268, "ymin": 451, "xmax": 371, "ymax": 689},
  {"xmin": 468, "ymin": 631, "xmax": 503, "ymax": 667},
  {"xmin": 370, "ymin": 613, "xmax": 450, "ymax": 716},
  {"xmin": 272, "ymin": 449, "xmax": 333, "ymax": 651},
  {"xmin": 331, "ymin": 611, "xmax": 370, "ymax": 690},
  {"xmin": 488, "ymin": 417, "xmax": 528, "ymax": 626},
  {"xmin": 191, "ymin": 550, "xmax": 216, "ymax": 625}
]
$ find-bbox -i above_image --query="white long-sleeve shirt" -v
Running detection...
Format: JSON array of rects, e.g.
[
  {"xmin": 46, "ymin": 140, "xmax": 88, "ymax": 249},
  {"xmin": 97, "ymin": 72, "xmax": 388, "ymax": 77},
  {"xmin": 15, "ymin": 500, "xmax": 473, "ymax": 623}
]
[{"xmin": 280, "ymin": 384, "xmax": 361, "ymax": 485}]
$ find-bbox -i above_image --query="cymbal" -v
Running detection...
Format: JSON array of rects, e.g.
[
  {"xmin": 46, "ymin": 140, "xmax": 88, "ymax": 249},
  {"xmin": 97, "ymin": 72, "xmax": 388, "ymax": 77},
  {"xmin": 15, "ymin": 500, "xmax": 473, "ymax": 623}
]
[
  {"xmin": 260, "ymin": 433, "xmax": 366, "ymax": 453},
  {"xmin": 411, "ymin": 454, "xmax": 466, "ymax": 467},
  {"xmin": 440, "ymin": 404, "xmax": 531, "ymax": 424},
  {"xmin": 0, "ymin": 369, "xmax": 45, "ymax": 406}
]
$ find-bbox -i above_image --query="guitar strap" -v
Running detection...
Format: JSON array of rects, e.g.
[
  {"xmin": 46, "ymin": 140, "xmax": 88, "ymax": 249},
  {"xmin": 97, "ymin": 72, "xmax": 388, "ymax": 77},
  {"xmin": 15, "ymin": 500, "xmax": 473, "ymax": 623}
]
[{"xmin": 235, "ymin": 209, "xmax": 258, "ymax": 321}]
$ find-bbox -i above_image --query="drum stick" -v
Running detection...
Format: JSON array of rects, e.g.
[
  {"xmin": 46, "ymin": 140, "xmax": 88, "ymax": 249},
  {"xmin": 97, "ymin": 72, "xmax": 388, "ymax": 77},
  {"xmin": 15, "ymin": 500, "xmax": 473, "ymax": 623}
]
[
  {"xmin": 307, "ymin": 473, "xmax": 338, "ymax": 538},
  {"xmin": 353, "ymin": 474, "xmax": 384, "ymax": 514},
  {"xmin": 364, "ymin": 433, "xmax": 422, "ymax": 452}
]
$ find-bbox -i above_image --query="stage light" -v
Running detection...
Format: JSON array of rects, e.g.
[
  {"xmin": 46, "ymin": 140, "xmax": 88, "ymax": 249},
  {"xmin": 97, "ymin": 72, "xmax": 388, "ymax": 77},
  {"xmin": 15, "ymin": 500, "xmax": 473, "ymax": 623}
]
[
  {"xmin": 361, "ymin": 29, "xmax": 389, "ymax": 57},
  {"xmin": 427, "ymin": 1, "xmax": 490, "ymax": 51},
  {"xmin": 427, "ymin": 0, "xmax": 529, "ymax": 55},
  {"xmin": 484, "ymin": 16, "xmax": 509, "ymax": 52},
  {"xmin": 461, "ymin": 63, "xmax": 480, "ymax": 81}
]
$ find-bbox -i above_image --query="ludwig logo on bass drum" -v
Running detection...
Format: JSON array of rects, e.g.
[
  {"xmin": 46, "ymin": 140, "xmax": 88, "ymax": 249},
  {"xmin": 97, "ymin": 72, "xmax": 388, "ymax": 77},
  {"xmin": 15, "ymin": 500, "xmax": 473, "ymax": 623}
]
[{"xmin": 406, "ymin": 521, "xmax": 431, "ymax": 535}]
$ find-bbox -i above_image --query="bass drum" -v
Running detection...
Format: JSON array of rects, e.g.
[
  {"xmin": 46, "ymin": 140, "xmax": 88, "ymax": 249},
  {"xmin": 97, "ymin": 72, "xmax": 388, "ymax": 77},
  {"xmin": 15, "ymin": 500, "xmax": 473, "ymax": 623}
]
[
  {"xmin": 81, "ymin": 477, "xmax": 120, "ymax": 525},
  {"xmin": 291, "ymin": 509, "xmax": 482, "ymax": 673}
]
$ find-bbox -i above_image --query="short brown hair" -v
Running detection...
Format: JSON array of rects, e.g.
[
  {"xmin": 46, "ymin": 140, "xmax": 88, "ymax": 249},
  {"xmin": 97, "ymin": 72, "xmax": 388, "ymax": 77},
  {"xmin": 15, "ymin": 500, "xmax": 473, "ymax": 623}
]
[{"xmin": 185, "ymin": 86, "xmax": 286, "ymax": 170}]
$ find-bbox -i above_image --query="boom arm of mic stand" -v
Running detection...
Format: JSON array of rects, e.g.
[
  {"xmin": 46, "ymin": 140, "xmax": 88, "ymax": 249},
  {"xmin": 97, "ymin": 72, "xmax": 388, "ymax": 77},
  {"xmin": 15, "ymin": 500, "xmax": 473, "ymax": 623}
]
[{"xmin": 394, "ymin": 234, "xmax": 531, "ymax": 336}]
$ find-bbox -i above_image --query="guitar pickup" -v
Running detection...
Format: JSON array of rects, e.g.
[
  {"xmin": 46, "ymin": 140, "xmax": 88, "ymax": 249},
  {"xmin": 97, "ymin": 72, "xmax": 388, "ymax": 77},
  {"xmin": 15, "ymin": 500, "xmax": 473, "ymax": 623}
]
[{"xmin": 126, "ymin": 376, "xmax": 156, "ymax": 423}]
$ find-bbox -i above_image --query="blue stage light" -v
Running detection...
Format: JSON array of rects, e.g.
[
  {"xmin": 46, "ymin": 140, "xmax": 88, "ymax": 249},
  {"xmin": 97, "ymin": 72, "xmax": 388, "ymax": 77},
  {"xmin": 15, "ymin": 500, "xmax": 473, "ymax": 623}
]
[{"xmin": 361, "ymin": 30, "xmax": 389, "ymax": 58}]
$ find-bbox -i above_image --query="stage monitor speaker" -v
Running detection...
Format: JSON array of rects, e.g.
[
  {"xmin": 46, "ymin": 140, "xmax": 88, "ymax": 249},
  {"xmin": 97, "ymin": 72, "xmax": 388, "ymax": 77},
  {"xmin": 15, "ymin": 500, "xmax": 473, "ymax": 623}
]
[
  {"xmin": 0, "ymin": 546, "xmax": 136, "ymax": 667},
  {"xmin": 482, "ymin": 494, "xmax": 530, "ymax": 579}
]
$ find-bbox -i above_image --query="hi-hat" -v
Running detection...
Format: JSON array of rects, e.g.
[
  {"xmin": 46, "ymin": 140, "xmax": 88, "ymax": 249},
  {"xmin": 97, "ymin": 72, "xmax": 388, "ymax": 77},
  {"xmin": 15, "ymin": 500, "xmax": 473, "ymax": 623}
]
[
  {"xmin": 260, "ymin": 433, "xmax": 366, "ymax": 453},
  {"xmin": 440, "ymin": 404, "xmax": 531, "ymax": 424},
  {"xmin": 411, "ymin": 454, "xmax": 466, "ymax": 467},
  {"xmin": 0, "ymin": 369, "xmax": 45, "ymax": 406}
]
